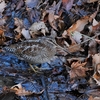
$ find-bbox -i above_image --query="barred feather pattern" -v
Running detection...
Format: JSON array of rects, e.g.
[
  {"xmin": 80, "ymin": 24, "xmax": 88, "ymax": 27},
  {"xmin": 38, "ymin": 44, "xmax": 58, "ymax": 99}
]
[{"xmin": 4, "ymin": 37, "xmax": 57, "ymax": 64}]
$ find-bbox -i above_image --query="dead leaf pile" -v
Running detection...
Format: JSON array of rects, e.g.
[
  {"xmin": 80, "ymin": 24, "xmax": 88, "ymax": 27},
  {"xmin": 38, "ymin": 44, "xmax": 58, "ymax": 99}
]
[{"xmin": 0, "ymin": 0, "xmax": 99, "ymax": 100}]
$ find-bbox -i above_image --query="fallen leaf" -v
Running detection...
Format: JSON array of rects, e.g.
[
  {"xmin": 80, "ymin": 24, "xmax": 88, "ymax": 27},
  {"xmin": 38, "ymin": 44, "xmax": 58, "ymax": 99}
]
[
  {"xmin": 89, "ymin": 22, "xmax": 100, "ymax": 33},
  {"xmin": 48, "ymin": 10, "xmax": 58, "ymax": 31},
  {"xmin": 11, "ymin": 83, "xmax": 44, "ymax": 96},
  {"xmin": 11, "ymin": 83, "xmax": 34, "ymax": 96},
  {"xmin": 92, "ymin": 53, "xmax": 100, "ymax": 70},
  {"xmin": 0, "ymin": 1, "xmax": 6, "ymax": 13},
  {"xmin": 25, "ymin": 0, "xmax": 39, "ymax": 8},
  {"xmin": 92, "ymin": 63, "xmax": 100, "ymax": 85},
  {"xmin": 0, "ymin": 29, "xmax": 6, "ymax": 45},
  {"xmin": 92, "ymin": 19, "xmax": 99, "ymax": 26},
  {"xmin": 21, "ymin": 28, "xmax": 31, "ymax": 39},
  {"xmin": 0, "ymin": 17, "xmax": 6, "ymax": 26},
  {"xmin": 62, "ymin": 9, "xmax": 98, "ymax": 38},
  {"xmin": 62, "ymin": 0, "xmax": 74, "ymax": 11},
  {"xmin": 71, "ymin": 31, "xmax": 82, "ymax": 43},
  {"xmin": 95, "ymin": 39, "xmax": 100, "ymax": 44},
  {"xmin": 15, "ymin": 33, "xmax": 22, "ymax": 41},
  {"xmin": 16, "ymin": 0, "xmax": 24, "ymax": 10},
  {"xmin": 62, "ymin": 15, "xmax": 90, "ymax": 37},
  {"xmin": 29, "ymin": 21, "xmax": 49, "ymax": 38},
  {"xmin": 69, "ymin": 61, "xmax": 87, "ymax": 80},
  {"xmin": 14, "ymin": 18, "xmax": 23, "ymax": 28},
  {"xmin": 88, "ymin": 96, "xmax": 100, "ymax": 100},
  {"xmin": 88, "ymin": 40, "xmax": 97, "ymax": 55},
  {"xmin": 68, "ymin": 44, "xmax": 84, "ymax": 53},
  {"xmin": 87, "ymin": 0, "xmax": 98, "ymax": 3}
]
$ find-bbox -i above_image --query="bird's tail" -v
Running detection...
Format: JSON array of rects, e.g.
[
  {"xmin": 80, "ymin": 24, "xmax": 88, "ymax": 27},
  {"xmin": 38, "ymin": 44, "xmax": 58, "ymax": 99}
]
[{"xmin": 3, "ymin": 46, "xmax": 16, "ymax": 53}]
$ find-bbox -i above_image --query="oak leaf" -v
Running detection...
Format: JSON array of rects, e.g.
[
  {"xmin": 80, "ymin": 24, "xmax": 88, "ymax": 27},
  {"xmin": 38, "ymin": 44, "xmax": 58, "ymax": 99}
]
[{"xmin": 69, "ymin": 61, "xmax": 87, "ymax": 80}]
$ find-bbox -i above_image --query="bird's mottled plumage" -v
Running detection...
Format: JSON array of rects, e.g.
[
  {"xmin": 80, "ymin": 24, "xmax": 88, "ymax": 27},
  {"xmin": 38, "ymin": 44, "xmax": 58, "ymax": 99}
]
[{"xmin": 4, "ymin": 37, "xmax": 61, "ymax": 64}]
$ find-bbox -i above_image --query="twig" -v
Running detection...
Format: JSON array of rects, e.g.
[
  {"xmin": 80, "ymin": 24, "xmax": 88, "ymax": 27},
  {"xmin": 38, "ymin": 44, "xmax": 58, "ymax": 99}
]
[{"xmin": 69, "ymin": 32, "xmax": 100, "ymax": 49}]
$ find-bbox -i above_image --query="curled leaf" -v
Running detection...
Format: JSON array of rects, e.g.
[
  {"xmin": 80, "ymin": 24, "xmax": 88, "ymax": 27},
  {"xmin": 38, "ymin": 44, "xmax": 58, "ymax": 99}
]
[
  {"xmin": 21, "ymin": 28, "xmax": 31, "ymax": 39},
  {"xmin": 48, "ymin": 10, "xmax": 58, "ymax": 31},
  {"xmin": 69, "ymin": 61, "xmax": 87, "ymax": 80},
  {"xmin": 11, "ymin": 83, "xmax": 44, "ymax": 96},
  {"xmin": 29, "ymin": 21, "xmax": 48, "ymax": 38},
  {"xmin": 62, "ymin": 15, "xmax": 90, "ymax": 37}
]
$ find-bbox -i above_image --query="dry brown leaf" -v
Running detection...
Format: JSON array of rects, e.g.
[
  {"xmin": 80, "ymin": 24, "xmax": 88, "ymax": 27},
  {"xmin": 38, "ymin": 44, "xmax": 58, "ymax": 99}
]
[
  {"xmin": 89, "ymin": 22, "xmax": 100, "ymax": 33},
  {"xmin": 88, "ymin": 96, "xmax": 94, "ymax": 100},
  {"xmin": 88, "ymin": 96, "xmax": 100, "ymax": 100},
  {"xmin": 93, "ymin": 63, "xmax": 100, "ymax": 85},
  {"xmin": 0, "ymin": 29, "xmax": 5, "ymax": 45},
  {"xmin": 15, "ymin": 33, "xmax": 22, "ymax": 41},
  {"xmin": 69, "ymin": 61, "xmax": 87, "ymax": 80},
  {"xmin": 62, "ymin": 9, "xmax": 98, "ymax": 38},
  {"xmin": 48, "ymin": 10, "xmax": 58, "ymax": 31},
  {"xmin": 62, "ymin": 15, "xmax": 90, "ymax": 37},
  {"xmin": 11, "ymin": 83, "xmax": 33, "ymax": 96},
  {"xmin": 92, "ymin": 53, "xmax": 100, "ymax": 70},
  {"xmin": 11, "ymin": 83, "xmax": 44, "ymax": 96},
  {"xmin": 68, "ymin": 44, "xmax": 84, "ymax": 53},
  {"xmin": 95, "ymin": 39, "xmax": 100, "ymax": 44},
  {"xmin": 14, "ymin": 18, "xmax": 24, "ymax": 28}
]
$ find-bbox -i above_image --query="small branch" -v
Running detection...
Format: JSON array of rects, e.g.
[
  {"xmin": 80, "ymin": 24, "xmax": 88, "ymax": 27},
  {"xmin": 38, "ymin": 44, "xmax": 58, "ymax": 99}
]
[{"xmin": 69, "ymin": 32, "xmax": 100, "ymax": 49}]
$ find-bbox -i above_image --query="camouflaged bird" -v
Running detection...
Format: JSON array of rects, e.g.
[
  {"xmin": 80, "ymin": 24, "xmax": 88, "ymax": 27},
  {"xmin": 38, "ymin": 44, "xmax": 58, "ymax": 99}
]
[{"xmin": 4, "ymin": 37, "xmax": 70, "ymax": 72}]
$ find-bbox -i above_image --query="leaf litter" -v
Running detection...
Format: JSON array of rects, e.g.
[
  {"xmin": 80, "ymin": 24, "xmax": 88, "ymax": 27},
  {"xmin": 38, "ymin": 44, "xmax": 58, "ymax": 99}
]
[{"xmin": 0, "ymin": 0, "xmax": 99, "ymax": 100}]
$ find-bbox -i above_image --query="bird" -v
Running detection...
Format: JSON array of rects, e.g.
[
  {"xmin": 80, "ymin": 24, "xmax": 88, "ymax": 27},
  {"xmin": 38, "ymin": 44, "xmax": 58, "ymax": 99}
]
[{"xmin": 4, "ymin": 36, "xmax": 71, "ymax": 72}]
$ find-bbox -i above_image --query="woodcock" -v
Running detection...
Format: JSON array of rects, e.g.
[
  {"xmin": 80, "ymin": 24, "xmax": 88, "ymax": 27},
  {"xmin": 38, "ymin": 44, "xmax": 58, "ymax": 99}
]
[{"xmin": 4, "ymin": 37, "xmax": 70, "ymax": 72}]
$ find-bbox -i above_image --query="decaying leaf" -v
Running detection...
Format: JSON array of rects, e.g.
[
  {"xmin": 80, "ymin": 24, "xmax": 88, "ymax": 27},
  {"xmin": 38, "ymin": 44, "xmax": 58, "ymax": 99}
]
[
  {"xmin": 16, "ymin": 0, "xmax": 24, "ymax": 10},
  {"xmin": 93, "ymin": 63, "xmax": 100, "ymax": 85},
  {"xmin": 0, "ymin": 17, "xmax": 6, "ymax": 26},
  {"xmin": 62, "ymin": 15, "xmax": 90, "ymax": 37},
  {"xmin": 71, "ymin": 31, "xmax": 82, "ymax": 43},
  {"xmin": 29, "ymin": 21, "xmax": 49, "ymax": 38},
  {"xmin": 21, "ymin": 28, "xmax": 31, "ymax": 39},
  {"xmin": 87, "ymin": 86, "xmax": 100, "ymax": 100},
  {"xmin": 62, "ymin": 10, "xmax": 98, "ymax": 38},
  {"xmin": 15, "ymin": 33, "xmax": 22, "ymax": 41},
  {"xmin": 25, "ymin": 0, "xmax": 39, "ymax": 8},
  {"xmin": 62, "ymin": 0, "xmax": 74, "ymax": 11},
  {"xmin": 0, "ymin": 1, "xmax": 6, "ymax": 13},
  {"xmin": 11, "ymin": 83, "xmax": 34, "ymax": 96},
  {"xmin": 87, "ymin": 0, "xmax": 98, "ymax": 3},
  {"xmin": 14, "ymin": 18, "xmax": 23, "ymax": 28},
  {"xmin": 0, "ymin": 29, "xmax": 6, "ymax": 45},
  {"xmin": 88, "ymin": 40, "xmax": 97, "ymax": 55},
  {"xmin": 68, "ymin": 44, "xmax": 84, "ymax": 53},
  {"xmin": 89, "ymin": 22, "xmax": 100, "ymax": 33},
  {"xmin": 88, "ymin": 96, "xmax": 100, "ymax": 100},
  {"xmin": 95, "ymin": 39, "xmax": 100, "ymax": 44},
  {"xmin": 92, "ymin": 19, "xmax": 99, "ymax": 26},
  {"xmin": 11, "ymin": 83, "xmax": 44, "ymax": 96},
  {"xmin": 92, "ymin": 53, "xmax": 100, "ymax": 70},
  {"xmin": 48, "ymin": 10, "xmax": 58, "ymax": 31},
  {"xmin": 69, "ymin": 61, "xmax": 87, "ymax": 80}
]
